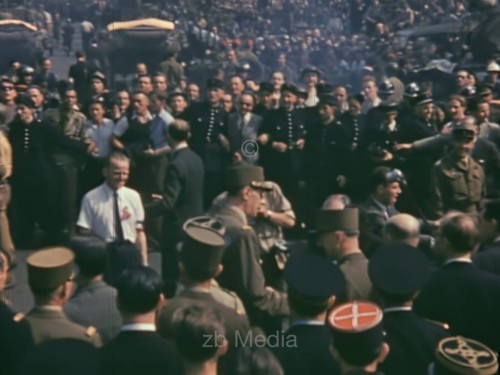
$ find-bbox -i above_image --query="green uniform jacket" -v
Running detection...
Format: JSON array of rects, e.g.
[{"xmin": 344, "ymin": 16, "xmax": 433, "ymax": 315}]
[{"xmin": 26, "ymin": 306, "xmax": 102, "ymax": 347}]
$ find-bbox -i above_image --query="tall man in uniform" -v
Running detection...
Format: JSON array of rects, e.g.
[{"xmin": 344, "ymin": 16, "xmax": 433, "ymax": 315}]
[
  {"xmin": 369, "ymin": 244, "xmax": 449, "ymax": 375},
  {"xmin": 25, "ymin": 247, "xmax": 102, "ymax": 346},
  {"xmin": 184, "ymin": 78, "xmax": 229, "ymax": 207},
  {"xmin": 209, "ymin": 162, "xmax": 290, "ymax": 325}
]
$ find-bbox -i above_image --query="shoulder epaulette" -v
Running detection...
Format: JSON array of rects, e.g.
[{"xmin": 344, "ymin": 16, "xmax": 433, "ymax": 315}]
[
  {"xmin": 86, "ymin": 326, "xmax": 97, "ymax": 337},
  {"xmin": 13, "ymin": 312, "xmax": 25, "ymax": 323}
]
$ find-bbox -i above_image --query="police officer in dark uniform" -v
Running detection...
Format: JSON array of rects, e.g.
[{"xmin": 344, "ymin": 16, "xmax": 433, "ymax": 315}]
[
  {"xmin": 364, "ymin": 80, "xmax": 395, "ymax": 131},
  {"xmin": 253, "ymin": 82, "xmax": 275, "ymax": 118},
  {"xmin": 305, "ymin": 94, "xmax": 351, "ymax": 221},
  {"xmin": 272, "ymin": 251, "xmax": 345, "ymax": 375},
  {"xmin": 369, "ymin": 244, "xmax": 449, "ymax": 375},
  {"xmin": 184, "ymin": 78, "xmax": 229, "ymax": 207},
  {"xmin": 9, "ymin": 95, "xmax": 90, "ymax": 247},
  {"xmin": 259, "ymin": 83, "xmax": 307, "ymax": 224}
]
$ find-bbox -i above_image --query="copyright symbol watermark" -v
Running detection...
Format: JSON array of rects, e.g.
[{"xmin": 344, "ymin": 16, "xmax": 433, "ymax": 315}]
[{"xmin": 241, "ymin": 140, "xmax": 259, "ymax": 158}]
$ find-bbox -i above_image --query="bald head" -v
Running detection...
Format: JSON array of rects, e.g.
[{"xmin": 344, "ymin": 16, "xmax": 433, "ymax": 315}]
[
  {"xmin": 383, "ymin": 214, "xmax": 420, "ymax": 247},
  {"xmin": 322, "ymin": 194, "xmax": 351, "ymax": 210},
  {"xmin": 440, "ymin": 213, "xmax": 479, "ymax": 254}
]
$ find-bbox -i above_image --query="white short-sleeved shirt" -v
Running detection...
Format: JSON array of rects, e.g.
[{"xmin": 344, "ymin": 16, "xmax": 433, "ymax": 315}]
[
  {"xmin": 84, "ymin": 118, "xmax": 115, "ymax": 158},
  {"xmin": 77, "ymin": 183, "xmax": 145, "ymax": 243}
]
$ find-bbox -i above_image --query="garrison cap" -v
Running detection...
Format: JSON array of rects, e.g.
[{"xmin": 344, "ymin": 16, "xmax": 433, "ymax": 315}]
[
  {"xmin": 328, "ymin": 301, "xmax": 385, "ymax": 366},
  {"xmin": 206, "ymin": 78, "xmax": 224, "ymax": 90},
  {"xmin": 316, "ymin": 207, "xmax": 359, "ymax": 234},
  {"xmin": 181, "ymin": 216, "xmax": 226, "ymax": 276},
  {"xmin": 27, "ymin": 247, "xmax": 74, "ymax": 289},
  {"xmin": 369, "ymin": 243, "xmax": 431, "ymax": 296},
  {"xmin": 434, "ymin": 336, "xmax": 498, "ymax": 375},
  {"xmin": 225, "ymin": 162, "xmax": 272, "ymax": 191},
  {"xmin": 284, "ymin": 251, "xmax": 346, "ymax": 302}
]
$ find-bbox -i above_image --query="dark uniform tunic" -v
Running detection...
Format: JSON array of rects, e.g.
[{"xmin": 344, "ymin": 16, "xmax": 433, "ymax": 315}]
[{"xmin": 185, "ymin": 102, "xmax": 228, "ymax": 208}]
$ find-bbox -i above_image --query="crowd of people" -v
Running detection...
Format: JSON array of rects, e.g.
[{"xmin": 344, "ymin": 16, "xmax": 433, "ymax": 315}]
[{"xmin": 1, "ymin": 0, "xmax": 500, "ymax": 374}]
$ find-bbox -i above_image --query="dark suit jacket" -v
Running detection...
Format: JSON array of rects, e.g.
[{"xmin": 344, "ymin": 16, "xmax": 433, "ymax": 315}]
[
  {"xmin": 100, "ymin": 330, "xmax": 182, "ymax": 375},
  {"xmin": 147, "ymin": 146, "xmax": 204, "ymax": 231},
  {"xmin": 414, "ymin": 261, "xmax": 500, "ymax": 351},
  {"xmin": 64, "ymin": 281, "xmax": 122, "ymax": 345},
  {"xmin": 359, "ymin": 196, "xmax": 398, "ymax": 255},
  {"xmin": 473, "ymin": 240, "xmax": 500, "ymax": 276},
  {"xmin": 380, "ymin": 310, "xmax": 449, "ymax": 375},
  {"xmin": 226, "ymin": 112, "xmax": 262, "ymax": 163},
  {"xmin": 272, "ymin": 324, "xmax": 340, "ymax": 375}
]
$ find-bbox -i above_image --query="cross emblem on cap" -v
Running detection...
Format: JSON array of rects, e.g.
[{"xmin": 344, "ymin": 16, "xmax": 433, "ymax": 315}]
[
  {"xmin": 329, "ymin": 301, "xmax": 383, "ymax": 332},
  {"xmin": 440, "ymin": 337, "xmax": 495, "ymax": 368}
]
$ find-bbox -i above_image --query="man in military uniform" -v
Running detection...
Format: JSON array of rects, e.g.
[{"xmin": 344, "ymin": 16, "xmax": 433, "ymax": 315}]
[
  {"xmin": 158, "ymin": 43, "xmax": 184, "ymax": 90},
  {"xmin": 316, "ymin": 207, "xmax": 372, "ymax": 301},
  {"xmin": 158, "ymin": 216, "xmax": 250, "ymax": 353},
  {"xmin": 184, "ymin": 78, "xmax": 229, "ymax": 207},
  {"xmin": 25, "ymin": 247, "xmax": 102, "ymax": 346},
  {"xmin": 368, "ymin": 244, "xmax": 449, "ymax": 375},
  {"xmin": 328, "ymin": 301, "xmax": 389, "ymax": 374},
  {"xmin": 272, "ymin": 251, "xmax": 345, "ymax": 375},
  {"xmin": 209, "ymin": 162, "xmax": 290, "ymax": 325},
  {"xmin": 429, "ymin": 117, "xmax": 485, "ymax": 219},
  {"xmin": 305, "ymin": 94, "xmax": 352, "ymax": 222}
]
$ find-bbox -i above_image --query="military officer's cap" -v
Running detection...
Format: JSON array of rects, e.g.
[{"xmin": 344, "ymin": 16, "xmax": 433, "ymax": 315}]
[
  {"xmin": 207, "ymin": 78, "xmax": 224, "ymax": 90},
  {"xmin": 258, "ymin": 82, "xmax": 274, "ymax": 94},
  {"xmin": 319, "ymin": 94, "xmax": 336, "ymax": 107},
  {"xmin": 181, "ymin": 216, "xmax": 226, "ymax": 276},
  {"xmin": 225, "ymin": 161, "xmax": 273, "ymax": 191},
  {"xmin": 27, "ymin": 247, "xmax": 75, "ymax": 290},
  {"xmin": 168, "ymin": 88, "xmax": 188, "ymax": 101},
  {"xmin": 16, "ymin": 94, "xmax": 35, "ymax": 108},
  {"xmin": 280, "ymin": 83, "xmax": 298, "ymax": 96},
  {"xmin": 316, "ymin": 83, "xmax": 335, "ymax": 97},
  {"xmin": 328, "ymin": 301, "xmax": 385, "ymax": 366},
  {"xmin": 284, "ymin": 251, "xmax": 346, "ymax": 302},
  {"xmin": 486, "ymin": 61, "xmax": 500, "ymax": 73},
  {"xmin": 369, "ymin": 243, "xmax": 431, "ymax": 296},
  {"xmin": 316, "ymin": 207, "xmax": 359, "ymax": 234},
  {"xmin": 434, "ymin": 336, "xmax": 498, "ymax": 375},
  {"xmin": 378, "ymin": 101, "xmax": 398, "ymax": 114},
  {"xmin": 478, "ymin": 84, "xmax": 493, "ymax": 97},
  {"xmin": 415, "ymin": 93, "xmax": 433, "ymax": 106}
]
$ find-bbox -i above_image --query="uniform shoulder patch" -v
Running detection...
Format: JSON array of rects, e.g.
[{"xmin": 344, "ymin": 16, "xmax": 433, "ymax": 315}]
[
  {"xmin": 425, "ymin": 318, "xmax": 449, "ymax": 330},
  {"xmin": 86, "ymin": 326, "xmax": 97, "ymax": 337},
  {"xmin": 13, "ymin": 312, "xmax": 25, "ymax": 322}
]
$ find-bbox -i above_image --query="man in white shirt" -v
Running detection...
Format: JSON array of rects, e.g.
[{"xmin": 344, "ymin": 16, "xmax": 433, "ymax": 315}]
[{"xmin": 77, "ymin": 152, "xmax": 147, "ymax": 264}]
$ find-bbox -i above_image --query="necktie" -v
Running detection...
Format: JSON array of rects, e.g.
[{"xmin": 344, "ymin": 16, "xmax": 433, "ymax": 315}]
[{"xmin": 113, "ymin": 191, "xmax": 124, "ymax": 241}]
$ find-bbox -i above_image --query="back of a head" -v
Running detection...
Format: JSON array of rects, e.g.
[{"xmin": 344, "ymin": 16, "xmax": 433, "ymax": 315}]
[
  {"xmin": 168, "ymin": 119, "xmax": 191, "ymax": 142},
  {"xmin": 383, "ymin": 214, "xmax": 420, "ymax": 244},
  {"xmin": 322, "ymin": 194, "xmax": 351, "ymax": 210},
  {"xmin": 171, "ymin": 304, "xmax": 226, "ymax": 364},
  {"xmin": 69, "ymin": 235, "xmax": 107, "ymax": 278},
  {"xmin": 227, "ymin": 347, "xmax": 284, "ymax": 375},
  {"xmin": 441, "ymin": 213, "xmax": 479, "ymax": 254},
  {"xmin": 115, "ymin": 266, "xmax": 163, "ymax": 314}
]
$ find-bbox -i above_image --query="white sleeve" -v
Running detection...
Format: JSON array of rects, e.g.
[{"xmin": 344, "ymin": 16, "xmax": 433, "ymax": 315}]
[
  {"xmin": 113, "ymin": 117, "xmax": 129, "ymax": 137},
  {"xmin": 134, "ymin": 192, "xmax": 145, "ymax": 229},
  {"xmin": 76, "ymin": 196, "xmax": 93, "ymax": 230}
]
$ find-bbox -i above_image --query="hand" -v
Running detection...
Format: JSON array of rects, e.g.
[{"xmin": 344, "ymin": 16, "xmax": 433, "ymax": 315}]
[
  {"xmin": 295, "ymin": 138, "xmax": 305, "ymax": 150},
  {"xmin": 382, "ymin": 150, "xmax": 394, "ymax": 161},
  {"xmin": 257, "ymin": 199, "xmax": 269, "ymax": 218},
  {"xmin": 393, "ymin": 143, "xmax": 412, "ymax": 152},
  {"xmin": 258, "ymin": 133, "xmax": 269, "ymax": 145},
  {"xmin": 218, "ymin": 134, "xmax": 230, "ymax": 152},
  {"xmin": 85, "ymin": 140, "xmax": 97, "ymax": 154},
  {"xmin": 233, "ymin": 152, "xmax": 242, "ymax": 162},
  {"xmin": 272, "ymin": 141, "xmax": 287, "ymax": 152},
  {"xmin": 441, "ymin": 125, "xmax": 452, "ymax": 135},
  {"xmin": 337, "ymin": 175, "xmax": 347, "ymax": 188},
  {"xmin": 143, "ymin": 148, "xmax": 155, "ymax": 157},
  {"xmin": 151, "ymin": 194, "xmax": 163, "ymax": 200}
]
